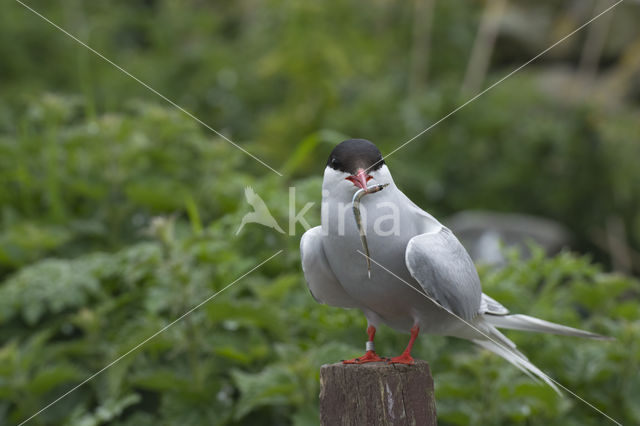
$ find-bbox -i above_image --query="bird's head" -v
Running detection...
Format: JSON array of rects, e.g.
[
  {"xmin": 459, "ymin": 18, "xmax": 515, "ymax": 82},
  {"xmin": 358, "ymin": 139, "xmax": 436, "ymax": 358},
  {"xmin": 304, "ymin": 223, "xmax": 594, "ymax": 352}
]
[{"xmin": 324, "ymin": 139, "xmax": 390, "ymax": 192}]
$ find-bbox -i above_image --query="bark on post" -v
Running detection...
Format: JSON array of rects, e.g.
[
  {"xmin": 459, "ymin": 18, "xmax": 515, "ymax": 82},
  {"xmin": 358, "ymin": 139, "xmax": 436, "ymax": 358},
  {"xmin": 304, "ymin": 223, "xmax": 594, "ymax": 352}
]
[{"xmin": 319, "ymin": 360, "xmax": 437, "ymax": 426}]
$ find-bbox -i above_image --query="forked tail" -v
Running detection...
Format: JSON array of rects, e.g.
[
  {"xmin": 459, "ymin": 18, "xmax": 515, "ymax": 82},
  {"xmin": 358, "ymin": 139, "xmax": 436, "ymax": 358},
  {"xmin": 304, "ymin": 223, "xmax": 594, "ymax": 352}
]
[
  {"xmin": 472, "ymin": 315, "xmax": 611, "ymax": 394},
  {"xmin": 484, "ymin": 314, "xmax": 611, "ymax": 340},
  {"xmin": 472, "ymin": 331, "xmax": 560, "ymax": 394}
]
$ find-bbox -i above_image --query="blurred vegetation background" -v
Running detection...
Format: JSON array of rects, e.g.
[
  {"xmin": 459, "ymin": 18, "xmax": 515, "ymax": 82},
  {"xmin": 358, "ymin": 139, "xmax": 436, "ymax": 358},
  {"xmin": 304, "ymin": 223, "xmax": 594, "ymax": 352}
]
[{"xmin": 0, "ymin": 0, "xmax": 639, "ymax": 425}]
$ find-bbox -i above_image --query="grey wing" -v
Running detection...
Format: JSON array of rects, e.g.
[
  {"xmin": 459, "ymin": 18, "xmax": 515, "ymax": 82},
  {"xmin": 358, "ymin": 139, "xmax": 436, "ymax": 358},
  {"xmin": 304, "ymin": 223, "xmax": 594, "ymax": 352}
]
[
  {"xmin": 480, "ymin": 293, "xmax": 509, "ymax": 315},
  {"xmin": 300, "ymin": 226, "xmax": 360, "ymax": 308},
  {"xmin": 405, "ymin": 227, "xmax": 482, "ymax": 321}
]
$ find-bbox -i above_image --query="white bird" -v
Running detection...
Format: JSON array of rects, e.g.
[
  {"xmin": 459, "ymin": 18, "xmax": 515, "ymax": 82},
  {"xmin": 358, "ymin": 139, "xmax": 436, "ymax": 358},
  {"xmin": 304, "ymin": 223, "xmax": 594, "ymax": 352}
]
[{"xmin": 300, "ymin": 139, "xmax": 610, "ymax": 392}]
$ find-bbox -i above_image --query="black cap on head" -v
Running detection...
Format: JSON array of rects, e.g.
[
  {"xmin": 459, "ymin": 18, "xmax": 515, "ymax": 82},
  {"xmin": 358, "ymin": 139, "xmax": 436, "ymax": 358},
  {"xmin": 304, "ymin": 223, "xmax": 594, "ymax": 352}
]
[{"xmin": 326, "ymin": 139, "xmax": 385, "ymax": 174}]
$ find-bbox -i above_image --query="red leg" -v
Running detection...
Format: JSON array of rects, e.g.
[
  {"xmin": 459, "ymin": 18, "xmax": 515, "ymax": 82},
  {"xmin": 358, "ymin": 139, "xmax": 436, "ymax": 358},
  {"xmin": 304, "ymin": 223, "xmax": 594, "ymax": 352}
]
[
  {"xmin": 343, "ymin": 325, "xmax": 385, "ymax": 364},
  {"xmin": 388, "ymin": 325, "xmax": 419, "ymax": 365}
]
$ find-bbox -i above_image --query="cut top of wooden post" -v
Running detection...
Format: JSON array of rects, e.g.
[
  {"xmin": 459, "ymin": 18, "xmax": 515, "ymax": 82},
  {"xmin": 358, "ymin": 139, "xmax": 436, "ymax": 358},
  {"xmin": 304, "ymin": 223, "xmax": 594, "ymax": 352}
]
[{"xmin": 319, "ymin": 360, "xmax": 437, "ymax": 426}]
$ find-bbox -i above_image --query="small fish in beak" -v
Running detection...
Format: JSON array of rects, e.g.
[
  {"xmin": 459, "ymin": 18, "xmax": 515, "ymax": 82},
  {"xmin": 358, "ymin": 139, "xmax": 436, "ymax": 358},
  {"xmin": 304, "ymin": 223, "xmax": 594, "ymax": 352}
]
[{"xmin": 352, "ymin": 183, "xmax": 389, "ymax": 278}]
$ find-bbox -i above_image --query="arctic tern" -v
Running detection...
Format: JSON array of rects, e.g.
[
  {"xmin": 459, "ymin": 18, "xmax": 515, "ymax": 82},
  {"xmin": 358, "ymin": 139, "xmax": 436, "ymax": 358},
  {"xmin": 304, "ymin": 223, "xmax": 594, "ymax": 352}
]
[{"xmin": 300, "ymin": 138, "xmax": 609, "ymax": 391}]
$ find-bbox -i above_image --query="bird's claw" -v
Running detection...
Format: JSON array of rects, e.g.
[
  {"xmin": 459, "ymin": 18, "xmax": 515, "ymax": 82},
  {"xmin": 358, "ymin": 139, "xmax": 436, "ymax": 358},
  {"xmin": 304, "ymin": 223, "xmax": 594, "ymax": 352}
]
[
  {"xmin": 342, "ymin": 350, "xmax": 385, "ymax": 364},
  {"xmin": 386, "ymin": 353, "xmax": 415, "ymax": 365}
]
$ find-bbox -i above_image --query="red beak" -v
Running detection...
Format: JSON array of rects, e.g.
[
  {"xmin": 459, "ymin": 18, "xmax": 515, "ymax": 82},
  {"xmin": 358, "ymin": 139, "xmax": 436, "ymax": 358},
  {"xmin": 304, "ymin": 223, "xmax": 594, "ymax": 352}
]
[{"xmin": 346, "ymin": 169, "xmax": 373, "ymax": 190}]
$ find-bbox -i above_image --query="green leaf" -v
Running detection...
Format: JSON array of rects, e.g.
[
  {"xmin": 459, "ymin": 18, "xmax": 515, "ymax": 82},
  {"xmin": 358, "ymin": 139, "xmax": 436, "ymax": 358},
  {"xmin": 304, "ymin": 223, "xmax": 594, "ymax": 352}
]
[
  {"xmin": 231, "ymin": 365, "xmax": 300, "ymax": 420},
  {"xmin": 27, "ymin": 364, "xmax": 84, "ymax": 395}
]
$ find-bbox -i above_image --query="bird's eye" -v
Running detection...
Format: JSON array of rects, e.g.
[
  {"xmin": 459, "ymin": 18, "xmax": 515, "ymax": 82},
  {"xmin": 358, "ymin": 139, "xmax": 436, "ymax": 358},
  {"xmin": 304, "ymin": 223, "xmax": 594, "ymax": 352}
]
[{"xmin": 331, "ymin": 157, "xmax": 339, "ymax": 166}]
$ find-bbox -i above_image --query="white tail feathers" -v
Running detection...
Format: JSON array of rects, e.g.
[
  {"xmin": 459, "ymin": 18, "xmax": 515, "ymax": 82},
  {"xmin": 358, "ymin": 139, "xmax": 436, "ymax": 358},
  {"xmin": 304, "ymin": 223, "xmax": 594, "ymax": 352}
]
[
  {"xmin": 472, "ymin": 335, "xmax": 561, "ymax": 394},
  {"xmin": 471, "ymin": 314, "xmax": 612, "ymax": 394},
  {"xmin": 484, "ymin": 314, "xmax": 612, "ymax": 340}
]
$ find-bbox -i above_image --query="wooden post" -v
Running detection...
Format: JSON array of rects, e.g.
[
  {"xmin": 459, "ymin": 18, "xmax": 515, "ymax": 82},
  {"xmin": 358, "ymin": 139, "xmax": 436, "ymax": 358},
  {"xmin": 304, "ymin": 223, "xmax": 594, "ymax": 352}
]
[{"xmin": 319, "ymin": 361, "xmax": 437, "ymax": 426}]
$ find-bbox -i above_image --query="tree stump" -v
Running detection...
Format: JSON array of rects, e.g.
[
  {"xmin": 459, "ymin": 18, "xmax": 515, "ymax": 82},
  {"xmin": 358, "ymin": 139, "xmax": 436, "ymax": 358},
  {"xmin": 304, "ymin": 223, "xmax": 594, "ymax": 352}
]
[{"xmin": 319, "ymin": 361, "xmax": 437, "ymax": 426}]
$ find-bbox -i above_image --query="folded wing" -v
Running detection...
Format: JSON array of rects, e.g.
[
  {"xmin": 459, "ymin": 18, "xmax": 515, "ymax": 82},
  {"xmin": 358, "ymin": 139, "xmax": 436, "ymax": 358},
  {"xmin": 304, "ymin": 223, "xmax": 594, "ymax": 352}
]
[
  {"xmin": 404, "ymin": 227, "xmax": 482, "ymax": 321},
  {"xmin": 300, "ymin": 226, "xmax": 360, "ymax": 308}
]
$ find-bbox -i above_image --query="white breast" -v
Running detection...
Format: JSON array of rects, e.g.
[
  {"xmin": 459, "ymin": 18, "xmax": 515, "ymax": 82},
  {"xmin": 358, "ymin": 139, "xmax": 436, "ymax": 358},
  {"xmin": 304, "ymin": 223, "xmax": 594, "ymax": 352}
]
[{"xmin": 319, "ymin": 175, "xmax": 455, "ymax": 334}]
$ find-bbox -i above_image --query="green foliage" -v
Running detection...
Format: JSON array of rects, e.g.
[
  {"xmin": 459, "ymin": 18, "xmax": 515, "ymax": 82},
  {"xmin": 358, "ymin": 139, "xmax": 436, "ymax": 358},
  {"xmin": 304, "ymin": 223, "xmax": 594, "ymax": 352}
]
[
  {"xmin": 0, "ymin": 95, "xmax": 248, "ymax": 274},
  {"xmin": 1, "ymin": 1, "xmax": 639, "ymax": 259},
  {"xmin": 1, "ymin": 1, "xmax": 640, "ymax": 425},
  {"xmin": 0, "ymin": 112, "xmax": 638, "ymax": 423},
  {"xmin": 0, "ymin": 208, "xmax": 637, "ymax": 424}
]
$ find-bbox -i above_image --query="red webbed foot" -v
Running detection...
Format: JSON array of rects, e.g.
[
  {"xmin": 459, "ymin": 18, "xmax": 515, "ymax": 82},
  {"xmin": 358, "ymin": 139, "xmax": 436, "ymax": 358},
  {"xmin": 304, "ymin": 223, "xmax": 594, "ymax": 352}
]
[
  {"xmin": 387, "ymin": 325, "xmax": 419, "ymax": 365},
  {"xmin": 342, "ymin": 350, "xmax": 385, "ymax": 364},
  {"xmin": 387, "ymin": 353, "xmax": 415, "ymax": 365},
  {"xmin": 343, "ymin": 325, "xmax": 385, "ymax": 364}
]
